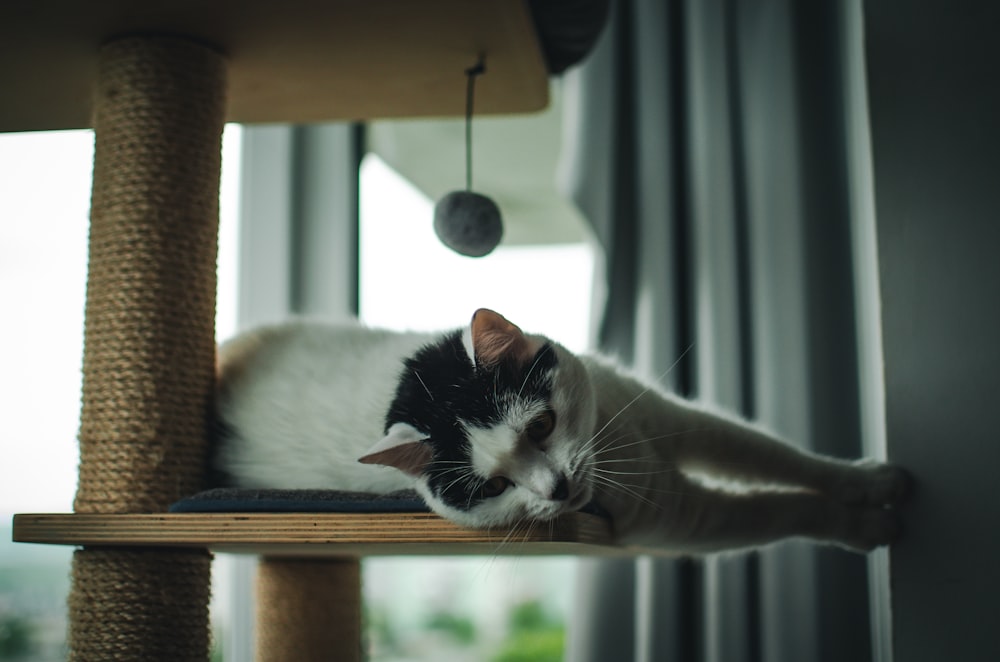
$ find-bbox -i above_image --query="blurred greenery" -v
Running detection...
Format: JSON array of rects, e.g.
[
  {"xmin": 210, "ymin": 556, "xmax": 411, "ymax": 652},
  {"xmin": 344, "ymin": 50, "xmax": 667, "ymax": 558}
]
[
  {"xmin": 365, "ymin": 603, "xmax": 406, "ymax": 659},
  {"xmin": 425, "ymin": 610, "xmax": 477, "ymax": 645},
  {"xmin": 508, "ymin": 601, "xmax": 558, "ymax": 633},
  {"xmin": 492, "ymin": 600, "xmax": 565, "ymax": 662},
  {"xmin": 492, "ymin": 629, "xmax": 565, "ymax": 662},
  {"xmin": 0, "ymin": 613, "xmax": 36, "ymax": 658}
]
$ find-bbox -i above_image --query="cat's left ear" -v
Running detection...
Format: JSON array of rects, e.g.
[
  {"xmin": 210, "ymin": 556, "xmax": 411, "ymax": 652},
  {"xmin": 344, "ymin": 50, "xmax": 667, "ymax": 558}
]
[
  {"xmin": 470, "ymin": 308, "xmax": 542, "ymax": 368},
  {"xmin": 358, "ymin": 422, "xmax": 432, "ymax": 477}
]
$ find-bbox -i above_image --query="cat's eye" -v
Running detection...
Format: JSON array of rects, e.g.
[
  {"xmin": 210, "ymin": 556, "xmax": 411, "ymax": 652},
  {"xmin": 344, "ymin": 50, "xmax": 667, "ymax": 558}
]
[
  {"xmin": 525, "ymin": 410, "xmax": 556, "ymax": 443},
  {"xmin": 480, "ymin": 476, "xmax": 512, "ymax": 498}
]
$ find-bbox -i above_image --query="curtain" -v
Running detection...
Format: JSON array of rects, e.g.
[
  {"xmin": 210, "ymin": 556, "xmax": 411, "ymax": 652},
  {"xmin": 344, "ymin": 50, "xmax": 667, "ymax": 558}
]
[{"xmin": 560, "ymin": 1, "xmax": 879, "ymax": 660}]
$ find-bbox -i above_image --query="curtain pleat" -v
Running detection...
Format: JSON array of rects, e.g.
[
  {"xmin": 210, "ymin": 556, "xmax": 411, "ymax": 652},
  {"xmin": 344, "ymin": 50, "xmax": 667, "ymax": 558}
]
[{"xmin": 561, "ymin": 0, "xmax": 875, "ymax": 659}]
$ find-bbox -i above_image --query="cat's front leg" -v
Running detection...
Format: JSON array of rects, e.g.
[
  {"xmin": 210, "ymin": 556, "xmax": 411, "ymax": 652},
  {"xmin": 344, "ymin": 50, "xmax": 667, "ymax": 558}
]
[
  {"xmin": 608, "ymin": 475, "xmax": 902, "ymax": 554},
  {"xmin": 672, "ymin": 410, "xmax": 911, "ymax": 511},
  {"xmin": 827, "ymin": 460, "xmax": 911, "ymax": 508}
]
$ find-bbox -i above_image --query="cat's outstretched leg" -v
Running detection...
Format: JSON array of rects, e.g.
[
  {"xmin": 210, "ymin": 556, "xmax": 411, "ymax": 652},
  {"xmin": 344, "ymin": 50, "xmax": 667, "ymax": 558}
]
[
  {"xmin": 610, "ymin": 474, "xmax": 902, "ymax": 554},
  {"xmin": 827, "ymin": 459, "xmax": 910, "ymax": 507},
  {"xmin": 671, "ymin": 412, "xmax": 910, "ymax": 509}
]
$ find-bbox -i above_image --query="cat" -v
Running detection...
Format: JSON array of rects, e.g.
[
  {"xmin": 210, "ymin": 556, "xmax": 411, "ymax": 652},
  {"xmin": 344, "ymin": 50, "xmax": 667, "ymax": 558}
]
[{"xmin": 212, "ymin": 308, "xmax": 909, "ymax": 554}]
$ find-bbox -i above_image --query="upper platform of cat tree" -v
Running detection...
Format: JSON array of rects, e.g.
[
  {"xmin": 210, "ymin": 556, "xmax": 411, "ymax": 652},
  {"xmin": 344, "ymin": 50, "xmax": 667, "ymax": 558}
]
[{"xmin": 0, "ymin": 0, "xmax": 550, "ymax": 132}]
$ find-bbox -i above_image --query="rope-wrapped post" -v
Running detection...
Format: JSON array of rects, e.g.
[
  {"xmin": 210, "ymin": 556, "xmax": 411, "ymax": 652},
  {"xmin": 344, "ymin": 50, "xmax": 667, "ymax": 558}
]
[
  {"xmin": 256, "ymin": 558, "xmax": 363, "ymax": 662},
  {"xmin": 68, "ymin": 35, "xmax": 226, "ymax": 661},
  {"xmin": 69, "ymin": 549, "xmax": 213, "ymax": 659}
]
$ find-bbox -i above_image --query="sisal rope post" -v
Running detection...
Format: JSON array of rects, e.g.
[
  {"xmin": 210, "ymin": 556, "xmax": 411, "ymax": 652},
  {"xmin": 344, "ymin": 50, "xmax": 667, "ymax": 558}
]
[
  {"xmin": 70, "ymin": 548, "xmax": 213, "ymax": 659},
  {"xmin": 75, "ymin": 35, "xmax": 225, "ymax": 515},
  {"xmin": 68, "ymin": 35, "xmax": 226, "ymax": 661},
  {"xmin": 256, "ymin": 558, "xmax": 363, "ymax": 662}
]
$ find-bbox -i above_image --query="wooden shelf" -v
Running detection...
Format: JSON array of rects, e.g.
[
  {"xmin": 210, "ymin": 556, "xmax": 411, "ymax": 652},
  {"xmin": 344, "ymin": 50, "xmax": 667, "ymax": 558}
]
[
  {"xmin": 12, "ymin": 512, "xmax": 623, "ymax": 558},
  {"xmin": 0, "ymin": 0, "xmax": 548, "ymax": 132}
]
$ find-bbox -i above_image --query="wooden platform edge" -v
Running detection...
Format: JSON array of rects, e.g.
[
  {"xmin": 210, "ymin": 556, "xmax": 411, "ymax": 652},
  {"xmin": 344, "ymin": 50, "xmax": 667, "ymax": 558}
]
[
  {"xmin": 0, "ymin": 0, "xmax": 551, "ymax": 132},
  {"xmin": 11, "ymin": 511, "xmax": 632, "ymax": 558}
]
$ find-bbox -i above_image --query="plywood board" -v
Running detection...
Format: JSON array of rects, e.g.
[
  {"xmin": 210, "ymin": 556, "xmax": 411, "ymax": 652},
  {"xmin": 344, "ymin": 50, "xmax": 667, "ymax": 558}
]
[
  {"xmin": 0, "ymin": 0, "xmax": 548, "ymax": 132},
  {"xmin": 12, "ymin": 511, "xmax": 624, "ymax": 558}
]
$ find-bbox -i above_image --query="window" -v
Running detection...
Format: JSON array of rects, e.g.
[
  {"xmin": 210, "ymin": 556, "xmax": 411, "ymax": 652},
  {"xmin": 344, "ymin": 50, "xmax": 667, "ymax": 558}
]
[
  {"xmin": 0, "ymin": 126, "xmax": 242, "ymax": 659},
  {"xmin": 359, "ymin": 153, "xmax": 595, "ymax": 661},
  {"xmin": 2, "ymin": 120, "xmax": 593, "ymax": 661},
  {"xmin": 360, "ymin": 153, "xmax": 593, "ymax": 351}
]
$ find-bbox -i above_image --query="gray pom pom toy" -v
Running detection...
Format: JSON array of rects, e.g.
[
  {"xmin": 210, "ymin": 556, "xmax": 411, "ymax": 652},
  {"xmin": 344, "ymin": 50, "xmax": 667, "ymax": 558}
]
[
  {"xmin": 433, "ymin": 190, "xmax": 503, "ymax": 257},
  {"xmin": 433, "ymin": 57, "xmax": 504, "ymax": 258}
]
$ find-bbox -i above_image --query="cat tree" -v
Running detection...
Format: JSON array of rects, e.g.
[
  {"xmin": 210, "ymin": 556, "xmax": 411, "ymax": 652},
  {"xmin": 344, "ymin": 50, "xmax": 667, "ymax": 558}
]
[{"xmin": 5, "ymin": 1, "xmax": 615, "ymax": 660}]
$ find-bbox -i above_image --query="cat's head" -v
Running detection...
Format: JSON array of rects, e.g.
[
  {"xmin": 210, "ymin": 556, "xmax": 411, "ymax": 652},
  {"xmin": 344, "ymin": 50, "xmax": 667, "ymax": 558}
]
[{"xmin": 359, "ymin": 309, "xmax": 596, "ymax": 528}]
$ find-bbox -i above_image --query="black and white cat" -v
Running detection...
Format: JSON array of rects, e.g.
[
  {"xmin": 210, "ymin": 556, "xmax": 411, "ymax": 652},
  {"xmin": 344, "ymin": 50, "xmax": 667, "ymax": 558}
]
[{"xmin": 213, "ymin": 309, "xmax": 908, "ymax": 553}]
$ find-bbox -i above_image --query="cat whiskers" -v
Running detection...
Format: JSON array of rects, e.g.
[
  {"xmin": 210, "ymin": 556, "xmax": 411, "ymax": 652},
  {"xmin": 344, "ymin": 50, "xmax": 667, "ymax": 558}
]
[
  {"xmin": 586, "ymin": 440, "xmax": 687, "ymax": 480},
  {"xmin": 590, "ymin": 461, "xmax": 702, "ymax": 502},
  {"xmin": 432, "ymin": 463, "xmax": 481, "ymax": 502},
  {"xmin": 579, "ymin": 344, "xmax": 695, "ymax": 455},
  {"xmin": 581, "ymin": 422, "xmax": 628, "ymax": 456},
  {"xmin": 584, "ymin": 448, "xmax": 695, "ymax": 508},
  {"xmin": 466, "ymin": 475, "xmax": 492, "ymax": 511},
  {"xmin": 587, "ymin": 428, "xmax": 638, "ymax": 458},
  {"xmin": 517, "ymin": 344, "xmax": 552, "ymax": 400},
  {"xmin": 586, "ymin": 455, "xmax": 661, "ymax": 476},
  {"xmin": 488, "ymin": 512, "xmax": 534, "ymax": 562},
  {"xmin": 590, "ymin": 477, "xmax": 677, "ymax": 505},
  {"xmin": 588, "ymin": 471, "xmax": 665, "ymax": 510},
  {"xmin": 590, "ymin": 428, "xmax": 713, "ymax": 458},
  {"xmin": 412, "ymin": 369, "xmax": 434, "ymax": 401}
]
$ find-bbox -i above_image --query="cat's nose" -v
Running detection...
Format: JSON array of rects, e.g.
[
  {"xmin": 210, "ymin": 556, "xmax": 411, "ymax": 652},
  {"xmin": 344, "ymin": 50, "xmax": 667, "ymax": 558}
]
[{"xmin": 551, "ymin": 476, "xmax": 570, "ymax": 501}]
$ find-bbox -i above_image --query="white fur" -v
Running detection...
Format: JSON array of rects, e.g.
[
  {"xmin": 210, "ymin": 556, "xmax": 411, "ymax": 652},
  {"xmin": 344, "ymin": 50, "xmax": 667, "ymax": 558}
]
[
  {"xmin": 216, "ymin": 316, "xmax": 909, "ymax": 553},
  {"xmin": 576, "ymin": 355, "xmax": 907, "ymax": 552},
  {"xmin": 215, "ymin": 320, "xmax": 433, "ymax": 494}
]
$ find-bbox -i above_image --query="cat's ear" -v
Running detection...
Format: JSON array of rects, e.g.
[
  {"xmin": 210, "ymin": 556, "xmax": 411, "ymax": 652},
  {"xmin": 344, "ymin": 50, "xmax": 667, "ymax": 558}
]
[
  {"xmin": 358, "ymin": 422, "xmax": 432, "ymax": 477},
  {"xmin": 470, "ymin": 308, "xmax": 541, "ymax": 368}
]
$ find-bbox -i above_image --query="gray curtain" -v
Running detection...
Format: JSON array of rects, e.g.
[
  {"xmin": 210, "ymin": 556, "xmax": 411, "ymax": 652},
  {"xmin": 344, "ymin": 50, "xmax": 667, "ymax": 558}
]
[{"xmin": 561, "ymin": 1, "xmax": 878, "ymax": 660}]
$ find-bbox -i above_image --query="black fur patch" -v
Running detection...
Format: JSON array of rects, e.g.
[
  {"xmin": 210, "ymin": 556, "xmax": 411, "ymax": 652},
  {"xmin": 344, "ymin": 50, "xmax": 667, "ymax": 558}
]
[{"xmin": 385, "ymin": 330, "xmax": 558, "ymax": 511}]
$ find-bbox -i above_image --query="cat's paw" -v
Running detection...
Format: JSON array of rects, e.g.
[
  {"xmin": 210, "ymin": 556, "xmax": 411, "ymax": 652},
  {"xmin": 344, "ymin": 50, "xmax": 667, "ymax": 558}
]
[
  {"xmin": 832, "ymin": 462, "xmax": 911, "ymax": 508},
  {"xmin": 840, "ymin": 505, "xmax": 903, "ymax": 552}
]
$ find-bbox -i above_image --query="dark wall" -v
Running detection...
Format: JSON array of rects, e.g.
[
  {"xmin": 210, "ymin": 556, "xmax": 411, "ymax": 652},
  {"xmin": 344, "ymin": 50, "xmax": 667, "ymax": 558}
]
[{"xmin": 865, "ymin": 2, "xmax": 1000, "ymax": 660}]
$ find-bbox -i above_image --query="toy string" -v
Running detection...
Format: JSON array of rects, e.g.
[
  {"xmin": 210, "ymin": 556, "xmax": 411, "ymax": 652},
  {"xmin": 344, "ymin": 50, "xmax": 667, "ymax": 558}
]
[{"xmin": 464, "ymin": 56, "xmax": 485, "ymax": 191}]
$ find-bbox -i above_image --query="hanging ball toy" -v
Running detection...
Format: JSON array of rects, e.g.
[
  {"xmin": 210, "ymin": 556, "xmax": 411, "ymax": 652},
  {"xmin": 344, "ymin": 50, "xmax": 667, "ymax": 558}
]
[
  {"xmin": 434, "ymin": 190, "xmax": 503, "ymax": 257},
  {"xmin": 433, "ymin": 57, "xmax": 504, "ymax": 258}
]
